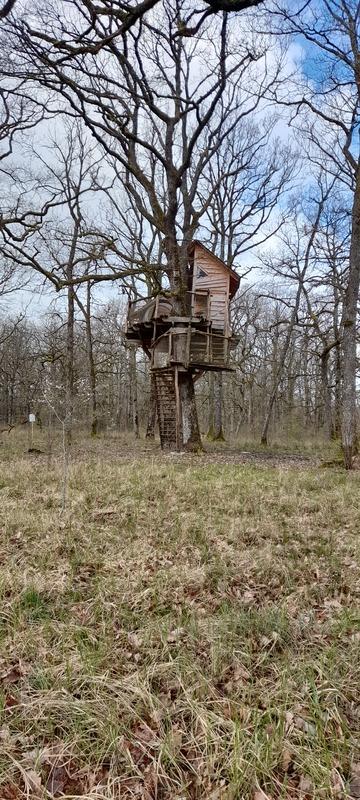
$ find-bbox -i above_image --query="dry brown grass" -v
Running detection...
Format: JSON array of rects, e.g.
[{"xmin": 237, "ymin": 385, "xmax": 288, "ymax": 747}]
[{"xmin": 0, "ymin": 430, "xmax": 359, "ymax": 799}]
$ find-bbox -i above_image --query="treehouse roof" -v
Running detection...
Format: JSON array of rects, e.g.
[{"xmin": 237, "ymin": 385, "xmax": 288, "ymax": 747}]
[{"xmin": 189, "ymin": 240, "xmax": 240, "ymax": 299}]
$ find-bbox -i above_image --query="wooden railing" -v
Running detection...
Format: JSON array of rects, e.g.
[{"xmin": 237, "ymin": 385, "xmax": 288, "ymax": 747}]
[
  {"xmin": 127, "ymin": 290, "xmax": 231, "ymax": 338},
  {"xmin": 151, "ymin": 326, "xmax": 231, "ymax": 370}
]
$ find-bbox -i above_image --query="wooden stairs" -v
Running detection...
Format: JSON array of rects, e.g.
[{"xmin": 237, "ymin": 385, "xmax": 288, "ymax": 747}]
[{"xmin": 153, "ymin": 368, "xmax": 179, "ymax": 450}]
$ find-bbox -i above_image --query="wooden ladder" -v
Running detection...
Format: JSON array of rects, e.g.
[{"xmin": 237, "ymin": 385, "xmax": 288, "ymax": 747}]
[{"xmin": 153, "ymin": 368, "xmax": 179, "ymax": 450}]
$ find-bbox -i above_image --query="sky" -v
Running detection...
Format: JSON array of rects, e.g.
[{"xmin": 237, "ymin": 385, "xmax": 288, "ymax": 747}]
[{"xmin": 0, "ymin": 6, "xmax": 314, "ymax": 322}]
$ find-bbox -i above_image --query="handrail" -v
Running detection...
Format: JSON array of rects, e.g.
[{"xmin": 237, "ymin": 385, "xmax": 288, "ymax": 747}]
[
  {"xmin": 151, "ymin": 327, "xmax": 232, "ymax": 369},
  {"xmin": 129, "ymin": 289, "xmax": 227, "ymax": 305},
  {"xmin": 128, "ymin": 290, "xmax": 230, "ymax": 327}
]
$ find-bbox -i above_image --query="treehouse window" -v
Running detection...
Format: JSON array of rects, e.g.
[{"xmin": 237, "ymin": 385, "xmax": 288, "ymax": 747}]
[{"xmin": 197, "ymin": 267, "xmax": 208, "ymax": 278}]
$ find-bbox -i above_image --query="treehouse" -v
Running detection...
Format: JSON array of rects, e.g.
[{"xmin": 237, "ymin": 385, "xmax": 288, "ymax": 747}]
[
  {"xmin": 125, "ymin": 241, "xmax": 240, "ymax": 450},
  {"xmin": 126, "ymin": 241, "xmax": 240, "ymax": 368}
]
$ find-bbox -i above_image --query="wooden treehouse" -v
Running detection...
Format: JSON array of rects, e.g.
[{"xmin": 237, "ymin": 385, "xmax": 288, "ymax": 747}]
[{"xmin": 125, "ymin": 241, "xmax": 240, "ymax": 450}]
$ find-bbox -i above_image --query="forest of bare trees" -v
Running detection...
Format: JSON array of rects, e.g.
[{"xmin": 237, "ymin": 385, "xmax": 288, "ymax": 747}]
[
  {"xmin": 0, "ymin": 0, "xmax": 359, "ymax": 465},
  {"xmin": 0, "ymin": 274, "xmax": 348, "ymax": 447}
]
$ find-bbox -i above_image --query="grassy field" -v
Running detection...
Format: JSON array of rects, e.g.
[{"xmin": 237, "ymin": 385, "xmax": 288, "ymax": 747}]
[{"xmin": 0, "ymin": 431, "xmax": 359, "ymax": 799}]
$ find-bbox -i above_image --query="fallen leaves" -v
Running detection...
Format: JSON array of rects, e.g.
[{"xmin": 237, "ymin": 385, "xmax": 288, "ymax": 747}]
[
  {"xmin": 349, "ymin": 763, "xmax": 360, "ymax": 798},
  {"xmin": 24, "ymin": 769, "xmax": 42, "ymax": 796},
  {"xmin": 298, "ymin": 774, "xmax": 313, "ymax": 797},
  {"xmin": 284, "ymin": 709, "xmax": 316, "ymax": 738},
  {"xmin": 281, "ymin": 747, "xmax": 293, "ymax": 773},
  {"xmin": 91, "ymin": 506, "xmax": 118, "ymax": 520},
  {"xmin": 1, "ymin": 786, "xmax": 22, "ymax": 800},
  {"xmin": 330, "ymin": 768, "xmax": 345, "ymax": 796},
  {"xmin": 4, "ymin": 693, "xmax": 19, "ymax": 709},
  {"xmin": 2, "ymin": 451, "xmax": 360, "ymax": 800},
  {"xmin": 0, "ymin": 660, "xmax": 27, "ymax": 686},
  {"xmin": 294, "ymin": 715, "xmax": 316, "ymax": 737},
  {"xmin": 259, "ymin": 631, "xmax": 280, "ymax": 650},
  {"xmin": 167, "ymin": 627, "xmax": 185, "ymax": 643},
  {"xmin": 46, "ymin": 765, "xmax": 68, "ymax": 797},
  {"xmin": 127, "ymin": 631, "xmax": 143, "ymax": 650}
]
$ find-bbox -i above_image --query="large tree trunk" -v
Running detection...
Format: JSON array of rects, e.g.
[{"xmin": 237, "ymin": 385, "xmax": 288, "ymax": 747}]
[
  {"xmin": 207, "ymin": 373, "xmax": 225, "ymax": 440},
  {"xmin": 342, "ymin": 178, "xmax": 360, "ymax": 469},
  {"xmin": 158, "ymin": 236, "xmax": 202, "ymax": 452},
  {"xmin": 178, "ymin": 371, "xmax": 201, "ymax": 451}
]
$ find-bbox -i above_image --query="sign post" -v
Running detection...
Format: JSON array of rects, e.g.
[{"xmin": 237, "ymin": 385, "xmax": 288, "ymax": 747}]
[{"xmin": 29, "ymin": 413, "xmax": 36, "ymax": 447}]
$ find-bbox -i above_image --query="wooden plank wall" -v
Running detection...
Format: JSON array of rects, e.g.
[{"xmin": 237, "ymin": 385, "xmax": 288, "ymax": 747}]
[{"xmin": 192, "ymin": 246, "xmax": 229, "ymax": 330}]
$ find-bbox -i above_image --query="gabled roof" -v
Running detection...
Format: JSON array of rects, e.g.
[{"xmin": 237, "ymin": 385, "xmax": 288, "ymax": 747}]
[{"xmin": 189, "ymin": 240, "xmax": 240, "ymax": 299}]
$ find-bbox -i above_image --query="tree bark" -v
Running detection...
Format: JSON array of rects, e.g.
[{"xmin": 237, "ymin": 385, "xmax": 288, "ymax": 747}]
[
  {"xmin": 161, "ymin": 236, "xmax": 202, "ymax": 452},
  {"xmin": 85, "ymin": 282, "xmax": 98, "ymax": 436},
  {"xmin": 64, "ymin": 216, "xmax": 80, "ymax": 450},
  {"xmin": 129, "ymin": 344, "xmax": 139, "ymax": 438},
  {"xmin": 303, "ymin": 333, "xmax": 312, "ymax": 426},
  {"xmin": 146, "ymin": 370, "xmax": 157, "ymax": 439},
  {"xmin": 116, "ymin": 358, "xmax": 123, "ymax": 430},
  {"xmin": 207, "ymin": 372, "xmax": 215, "ymax": 438},
  {"xmin": 320, "ymin": 350, "xmax": 332, "ymax": 440},
  {"xmin": 342, "ymin": 177, "xmax": 360, "ymax": 468},
  {"xmin": 261, "ymin": 187, "xmax": 329, "ymax": 446},
  {"xmin": 65, "ymin": 280, "xmax": 75, "ymax": 450},
  {"xmin": 213, "ymin": 372, "xmax": 225, "ymax": 440},
  {"xmin": 179, "ymin": 371, "xmax": 201, "ymax": 451},
  {"xmin": 333, "ymin": 342, "xmax": 342, "ymax": 439},
  {"xmin": 261, "ymin": 320, "xmax": 296, "ymax": 446}
]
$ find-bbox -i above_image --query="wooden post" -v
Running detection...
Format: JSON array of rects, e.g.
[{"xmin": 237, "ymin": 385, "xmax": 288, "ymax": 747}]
[
  {"xmin": 186, "ymin": 323, "xmax": 191, "ymax": 368},
  {"xmin": 189, "ymin": 291, "xmax": 193, "ymax": 319},
  {"xmin": 175, "ymin": 365, "xmax": 181, "ymax": 451},
  {"xmin": 152, "ymin": 319, "xmax": 157, "ymax": 346},
  {"xmin": 125, "ymin": 300, "xmax": 131, "ymax": 334},
  {"xmin": 207, "ymin": 291, "xmax": 211, "ymax": 323},
  {"xmin": 154, "ymin": 295, "xmax": 160, "ymax": 319},
  {"xmin": 206, "ymin": 327, "xmax": 210, "ymax": 363}
]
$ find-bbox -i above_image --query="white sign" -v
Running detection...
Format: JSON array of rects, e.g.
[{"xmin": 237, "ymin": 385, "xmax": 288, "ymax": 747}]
[{"xmin": 29, "ymin": 413, "xmax": 36, "ymax": 423}]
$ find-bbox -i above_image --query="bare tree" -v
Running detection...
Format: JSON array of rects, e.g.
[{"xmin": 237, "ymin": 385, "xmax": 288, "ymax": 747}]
[
  {"xmin": 199, "ymin": 116, "xmax": 294, "ymax": 438},
  {"xmin": 299, "ymin": 204, "xmax": 349, "ymax": 439},
  {"xmin": 100, "ymin": 186, "xmax": 165, "ymax": 439},
  {"xmin": 4, "ymin": 0, "xmax": 281, "ymax": 449},
  {"xmin": 0, "ymin": 124, "xmax": 120, "ymax": 445},
  {"xmin": 259, "ymin": 175, "xmax": 333, "ymax": 445},
  {"xmin": 268, "ymin": 0, "xmax": 360, "ymax": 465},
  {"xmin": 73, "ymin": 278, "xmax": 98, "ymax": 436}
]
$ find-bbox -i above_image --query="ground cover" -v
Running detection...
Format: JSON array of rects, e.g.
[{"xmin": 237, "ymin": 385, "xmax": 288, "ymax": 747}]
[{"xmin": 0, "ymin": 432, "xmax": 359, "ymax": 798}]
